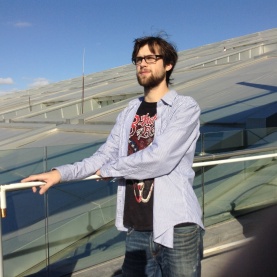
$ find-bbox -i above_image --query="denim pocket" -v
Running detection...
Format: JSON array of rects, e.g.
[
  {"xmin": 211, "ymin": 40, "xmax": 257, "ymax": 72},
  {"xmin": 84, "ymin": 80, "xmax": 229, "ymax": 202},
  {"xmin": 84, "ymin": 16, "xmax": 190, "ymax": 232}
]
[{"xmin": 174, "ymin": 224, "xmax": 199, "ymax": 237}]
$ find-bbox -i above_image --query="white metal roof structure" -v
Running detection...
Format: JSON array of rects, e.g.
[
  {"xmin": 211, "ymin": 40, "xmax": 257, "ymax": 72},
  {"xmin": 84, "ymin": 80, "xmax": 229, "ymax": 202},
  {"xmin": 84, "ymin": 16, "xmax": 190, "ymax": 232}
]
[{"xmin": 0, "ymin": 28, "xmax": 276, "ymax": 150}]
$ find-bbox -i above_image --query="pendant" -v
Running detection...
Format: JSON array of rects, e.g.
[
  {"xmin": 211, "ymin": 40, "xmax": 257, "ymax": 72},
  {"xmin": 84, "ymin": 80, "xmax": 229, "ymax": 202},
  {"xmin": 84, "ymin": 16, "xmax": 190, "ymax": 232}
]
[{"xmin": 133, "ymin": 181, "xmax": 154, "ymax": 203}]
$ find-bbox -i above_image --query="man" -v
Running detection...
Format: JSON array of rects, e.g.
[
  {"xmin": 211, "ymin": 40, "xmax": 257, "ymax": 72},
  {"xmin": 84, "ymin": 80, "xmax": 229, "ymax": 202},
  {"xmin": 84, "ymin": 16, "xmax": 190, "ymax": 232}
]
[{"xmin": 22, "ymin": 35, "xmax": 204, "ymax": 277}]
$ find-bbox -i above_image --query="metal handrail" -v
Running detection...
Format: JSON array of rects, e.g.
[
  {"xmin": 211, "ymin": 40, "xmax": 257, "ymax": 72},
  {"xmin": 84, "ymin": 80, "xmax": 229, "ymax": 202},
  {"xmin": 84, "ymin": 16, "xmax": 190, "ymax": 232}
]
[
  {"xmin": 194, "ymin": 145, "xmax": 277, "ymax": 162},
  {"xmin": 193, "ymin": 153, "xmax": 276, "ymax": 167}
]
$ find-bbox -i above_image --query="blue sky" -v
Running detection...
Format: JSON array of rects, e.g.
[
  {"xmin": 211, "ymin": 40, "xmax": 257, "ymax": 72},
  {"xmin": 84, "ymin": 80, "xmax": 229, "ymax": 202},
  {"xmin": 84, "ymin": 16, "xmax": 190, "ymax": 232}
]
[{"xmin": 1, "ymin": 0, "xmax": 277, "ymax": 95}]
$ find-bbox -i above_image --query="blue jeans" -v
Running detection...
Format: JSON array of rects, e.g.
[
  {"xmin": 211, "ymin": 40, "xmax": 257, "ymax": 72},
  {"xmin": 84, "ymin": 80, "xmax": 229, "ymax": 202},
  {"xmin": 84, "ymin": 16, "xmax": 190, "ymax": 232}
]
[{"xmin": 122, "ymin": 224, "xmax": 204, "ymax": 277}]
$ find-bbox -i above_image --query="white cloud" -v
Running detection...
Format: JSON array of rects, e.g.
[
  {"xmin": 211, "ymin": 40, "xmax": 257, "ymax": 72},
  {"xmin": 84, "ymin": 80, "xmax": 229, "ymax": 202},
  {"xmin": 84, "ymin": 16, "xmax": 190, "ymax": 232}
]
[
  {"xmin": 29, "ymin": 78, "xmax": 50, "ymax": 88},
  {"xmin": 0, "ymin": 77, "xmax": 14, "ymax": 85},
  {"xmin": 0, "ymin": 88, "xmax": 19, "ymax": 96},
  {"xmin": 14, "ymin": 21, "xmax": 32, "ymax": 28}
]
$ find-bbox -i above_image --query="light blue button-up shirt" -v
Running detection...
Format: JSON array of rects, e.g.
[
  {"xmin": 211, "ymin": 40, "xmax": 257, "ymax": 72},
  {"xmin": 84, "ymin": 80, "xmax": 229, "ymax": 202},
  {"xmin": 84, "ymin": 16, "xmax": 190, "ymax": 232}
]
[{"xmin": 56, "ymin": 90, "xmax": 204, "ymax": 248}]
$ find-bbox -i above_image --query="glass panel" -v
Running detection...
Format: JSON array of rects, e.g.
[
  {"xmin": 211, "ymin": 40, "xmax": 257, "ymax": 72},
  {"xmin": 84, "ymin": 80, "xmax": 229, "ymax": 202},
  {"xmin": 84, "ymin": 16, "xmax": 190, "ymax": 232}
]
[
  {"xmin": 30, "ymin": 140, "xmax": 123, "ymax": 276},
  {"xmin": 46, "ymin": 179, "xmax": 125, "ymax": 276},
  {"xmin": 1, "ymin": 140, "xmax": 276, "ymax": 276},
  {"xmin": 0, "ymin": 147, "xmax": 48, "ymax": 277},
  {"xmin": 0, "ymin": 147, "xmax": 46, "ymax": 184},
  {"xmin": 202, "ymin": 150, "xmax": 277, "ymax": 226}
]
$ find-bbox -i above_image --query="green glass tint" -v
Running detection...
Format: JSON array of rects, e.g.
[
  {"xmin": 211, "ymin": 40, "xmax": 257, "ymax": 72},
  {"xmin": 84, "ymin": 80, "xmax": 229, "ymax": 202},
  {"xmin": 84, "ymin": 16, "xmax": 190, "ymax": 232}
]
[{"xmin": 0, "ymin": 128, "xmax": 276, "ymax": 276}]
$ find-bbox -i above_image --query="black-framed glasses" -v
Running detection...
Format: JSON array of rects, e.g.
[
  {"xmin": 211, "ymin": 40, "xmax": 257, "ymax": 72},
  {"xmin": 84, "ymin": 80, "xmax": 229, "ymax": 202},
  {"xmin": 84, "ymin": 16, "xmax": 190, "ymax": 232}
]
[{"xmin": 132, "ymin": 55, "xmax": 163, "ymax": 65}]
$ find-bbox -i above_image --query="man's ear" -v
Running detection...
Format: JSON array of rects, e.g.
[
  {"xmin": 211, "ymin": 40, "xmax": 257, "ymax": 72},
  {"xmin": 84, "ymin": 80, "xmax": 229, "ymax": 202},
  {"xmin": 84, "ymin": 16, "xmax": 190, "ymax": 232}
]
[{"xmin": 165, "ymin": 64, "xmax": 173, "ymax": 71}]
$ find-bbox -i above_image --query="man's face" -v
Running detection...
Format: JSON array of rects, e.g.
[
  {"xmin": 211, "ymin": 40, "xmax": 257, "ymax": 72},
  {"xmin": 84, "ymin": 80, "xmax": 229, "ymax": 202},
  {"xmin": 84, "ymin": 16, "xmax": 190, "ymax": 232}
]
[{"xmin": 135, "ymin": 45, "xmax": 170, "ymax": 89}]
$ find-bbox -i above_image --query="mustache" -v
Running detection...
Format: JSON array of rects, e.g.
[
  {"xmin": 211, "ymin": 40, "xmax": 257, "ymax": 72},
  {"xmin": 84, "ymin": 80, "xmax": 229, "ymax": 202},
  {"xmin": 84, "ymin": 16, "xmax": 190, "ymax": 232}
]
[{"xmin": 138, "ymin": 69, "xmax": 150, "ymax": 72}]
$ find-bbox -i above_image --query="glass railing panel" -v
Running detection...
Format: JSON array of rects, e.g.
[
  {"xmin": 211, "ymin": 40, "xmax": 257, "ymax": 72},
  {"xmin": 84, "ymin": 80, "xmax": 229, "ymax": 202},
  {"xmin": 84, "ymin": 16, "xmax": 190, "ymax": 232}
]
[
  {"xmin": 0, "ymin": 147, "xmax": 48, "ymax": 277},
  {"xmin": 231, "ymin": 151, "xmax": 277, "ymax": 213},
  {"xmin": 0, "ymin": 147, "xmax": 47, "ymax": 184},
  {"xmin": 2, "ymin": 191, "xmax": 48, "ymax": 277},
  {"xmin": 201, "ymin": 150, "xmax": 277, "ymax": 227},
  {"xmin": 43, "ymin": 179, "xmax": 124, "ymax": 276},
  {"xmin": 1, "ymin": 139, "xmax": 276, "ymax": 276},
  {"xmin": 0, "ymin": 142, "xmax": 109, "ymax": 277}
]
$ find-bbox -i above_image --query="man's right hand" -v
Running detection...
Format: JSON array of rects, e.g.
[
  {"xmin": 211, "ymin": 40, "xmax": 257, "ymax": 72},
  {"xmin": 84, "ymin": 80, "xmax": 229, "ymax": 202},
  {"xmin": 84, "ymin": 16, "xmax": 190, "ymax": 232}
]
[{"xmin": 21, "ymin": 170, "xmax": 61, "ymax": 195}]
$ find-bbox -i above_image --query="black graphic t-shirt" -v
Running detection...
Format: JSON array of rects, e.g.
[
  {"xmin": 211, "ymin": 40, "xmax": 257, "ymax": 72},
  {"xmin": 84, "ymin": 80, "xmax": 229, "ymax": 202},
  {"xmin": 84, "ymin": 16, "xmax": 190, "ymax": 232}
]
[{"xmin": 123, "ymin": 100, "xmax": 157, "ymax": 230}]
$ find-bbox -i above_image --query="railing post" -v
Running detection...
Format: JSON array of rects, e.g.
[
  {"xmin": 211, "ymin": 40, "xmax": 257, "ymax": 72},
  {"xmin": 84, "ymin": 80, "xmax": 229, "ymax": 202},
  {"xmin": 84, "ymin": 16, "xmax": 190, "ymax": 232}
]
[
  {"xmin": 199, "ymin": 133, "xmax": 206, "ymax": 156},
  {"xmin": 0, "ymin": 197, "xmax": 4, "ymax": 277}
]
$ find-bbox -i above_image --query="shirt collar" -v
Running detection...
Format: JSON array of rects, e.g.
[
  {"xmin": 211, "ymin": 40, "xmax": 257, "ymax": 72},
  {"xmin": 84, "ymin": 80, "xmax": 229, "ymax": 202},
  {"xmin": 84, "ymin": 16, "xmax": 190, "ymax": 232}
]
[{"xmin": 160, "ymin": 90, "xmax": 177, "ymax": 106}]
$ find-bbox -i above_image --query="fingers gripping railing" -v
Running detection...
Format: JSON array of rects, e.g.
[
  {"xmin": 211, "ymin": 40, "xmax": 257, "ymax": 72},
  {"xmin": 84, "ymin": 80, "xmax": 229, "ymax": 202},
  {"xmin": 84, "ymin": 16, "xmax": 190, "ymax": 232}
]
[{"xmin": 0, "ymin": 175, "xmax": 101, "ymax": 218}]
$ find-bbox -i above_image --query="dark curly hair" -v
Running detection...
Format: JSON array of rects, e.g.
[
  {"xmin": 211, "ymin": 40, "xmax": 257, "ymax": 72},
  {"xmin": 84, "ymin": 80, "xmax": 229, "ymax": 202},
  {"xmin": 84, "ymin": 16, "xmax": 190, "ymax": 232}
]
[{"xmin": 132, "ymin": 35, "xmax": 178, "ymax": 86}]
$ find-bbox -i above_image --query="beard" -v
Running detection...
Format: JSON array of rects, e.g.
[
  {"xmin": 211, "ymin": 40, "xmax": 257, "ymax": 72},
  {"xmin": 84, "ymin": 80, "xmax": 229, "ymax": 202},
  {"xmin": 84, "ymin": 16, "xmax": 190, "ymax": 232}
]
[{"xmin": 137, "ymin": 70, "xmax": 166, "ymax": 89}]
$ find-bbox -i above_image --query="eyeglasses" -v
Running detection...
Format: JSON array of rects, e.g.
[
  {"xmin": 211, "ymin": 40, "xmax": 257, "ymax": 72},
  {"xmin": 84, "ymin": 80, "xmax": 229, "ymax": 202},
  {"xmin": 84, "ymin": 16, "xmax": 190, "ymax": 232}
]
[{"xmin": 132, "ymin": 55, "xmax": 163, "ymax": 65}]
